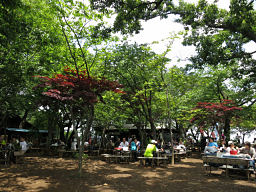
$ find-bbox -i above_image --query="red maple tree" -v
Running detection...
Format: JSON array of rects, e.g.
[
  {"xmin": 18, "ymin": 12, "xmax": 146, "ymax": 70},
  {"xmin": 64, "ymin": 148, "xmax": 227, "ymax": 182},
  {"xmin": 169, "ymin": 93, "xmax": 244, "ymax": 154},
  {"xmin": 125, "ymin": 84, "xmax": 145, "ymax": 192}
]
[
  {"xmin": 190, "ymin": 100, "xmax": 242, "ymax": 139},
  {"xmin": 35, "ymin": 66, "xmax": 124, "ymax": 105}
]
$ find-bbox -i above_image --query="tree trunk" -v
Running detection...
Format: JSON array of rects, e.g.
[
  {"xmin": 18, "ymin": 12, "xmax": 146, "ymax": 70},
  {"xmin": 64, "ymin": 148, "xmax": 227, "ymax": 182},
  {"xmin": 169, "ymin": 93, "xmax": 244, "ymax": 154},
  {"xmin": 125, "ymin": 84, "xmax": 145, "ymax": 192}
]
[
  {"xmin": 60, "ymin": 125, "xmax": 65, "ymax": 142},
  {"xmin": 19, "ymin": 109, "xmax": 29, "ymax": 129},
  {"xmin": 136, "ymin": 123, "xmax": 145, "ymax": 149},
  {"xmin": 47, "ymin": 113, "xmax": 54, "ymax": 147},
  {"xmin": 149, "ymin": 119, "xmax": 157, "ymax": 140},
  {"xmin": 70, "ymin": 107, "xmax": 82, "ymax": 177},
  {"xmin": 224, "ymin": 118, "xmax": 231, "ymax": 141},
  {"xmin": 166, "ymin": 86, "xmax": 174, "ymax": 165}
]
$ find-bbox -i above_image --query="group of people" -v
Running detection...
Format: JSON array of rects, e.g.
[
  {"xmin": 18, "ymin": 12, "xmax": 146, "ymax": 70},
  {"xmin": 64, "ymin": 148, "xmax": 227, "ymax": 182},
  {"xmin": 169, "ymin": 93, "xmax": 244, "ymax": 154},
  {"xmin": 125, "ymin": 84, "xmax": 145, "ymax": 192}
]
[
  {"xmin": 0, "ymin": 135, "xmax": 28, "ymax": 152},
  {"xmin": 0, "ymin": 135, "xmax": 29, "ymax": 164},
  {"xmin": 117, "ymin": 137, "xmax": 141, "ymax": 152},
  {"xmin": 204, "ymin": 137, "xmax": 256, "ymax": 169}
]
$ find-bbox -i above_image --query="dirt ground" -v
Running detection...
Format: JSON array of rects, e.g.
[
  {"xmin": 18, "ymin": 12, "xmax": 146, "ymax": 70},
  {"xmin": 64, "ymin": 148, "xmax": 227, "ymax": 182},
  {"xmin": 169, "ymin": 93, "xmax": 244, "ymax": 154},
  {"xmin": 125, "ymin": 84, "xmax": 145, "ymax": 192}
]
[{"xmin": 0, "ymin": 155, "xmax": 256, "ymax": 192}]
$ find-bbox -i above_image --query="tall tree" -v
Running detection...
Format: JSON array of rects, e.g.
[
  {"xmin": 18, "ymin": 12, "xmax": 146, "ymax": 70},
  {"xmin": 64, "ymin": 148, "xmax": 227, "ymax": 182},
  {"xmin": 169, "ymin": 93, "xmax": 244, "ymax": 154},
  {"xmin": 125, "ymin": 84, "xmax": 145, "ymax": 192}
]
[
  {"xmin": 100, "ymin": 42, "xmax": 170, "ymax": 139},
  {"xmin": 35, "ymin": 67, "xmax": 124, "ymax": 175}
]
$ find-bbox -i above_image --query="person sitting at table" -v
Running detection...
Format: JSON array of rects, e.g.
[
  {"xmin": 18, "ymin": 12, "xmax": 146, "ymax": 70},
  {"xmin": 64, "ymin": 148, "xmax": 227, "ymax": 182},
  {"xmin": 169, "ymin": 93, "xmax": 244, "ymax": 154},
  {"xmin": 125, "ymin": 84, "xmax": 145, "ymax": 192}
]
[
  {"xmin": 239, "ymin": 142, "xmax": 256, "ymax": 169},
  {"xmin": 144, "ymin": 140, "xmax": 158, "ymax": 157},
  {"xmin": 114, "ymin": 138, "xmax": 121, "ymax": 148},
  {"xmin": 156, "ymin": 139, "xmax": 163, "ymax": 151},
  {"xmin": 204, "ymin": 138, "xmax": 218, "ymax": 155},
  {"xmin": 226, "ymin": 141, "xmax": 239, "ymax": 155},
  {"xmin": 219, "ymin": 140, "xmax": 227, "ymax": 153},
  {"xmin": 176, "ymin": 140, "xmax": 186, "ymax": 152},
  {"xmin": 119, "ymin": 137, "xmax": 129, "ymax": 150},
  {"xmin": 0, "ymin": 135, "xmax": 7, "ymax": 147},
  {"xmin": 208, "ymin": 137, "xmax": 218, "ymax": 148},
  {"xmin": 8, "ymin": 137, "xmax": 20, "ymax": 151}
]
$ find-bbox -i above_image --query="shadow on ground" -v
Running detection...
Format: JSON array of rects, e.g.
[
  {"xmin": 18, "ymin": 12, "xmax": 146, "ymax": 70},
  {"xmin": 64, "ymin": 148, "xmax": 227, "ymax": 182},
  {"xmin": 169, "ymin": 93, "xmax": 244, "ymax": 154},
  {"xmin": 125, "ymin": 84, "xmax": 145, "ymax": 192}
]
[{"xmin": 0, "ymin": 156, "xmax": 255, "ymax": 192}]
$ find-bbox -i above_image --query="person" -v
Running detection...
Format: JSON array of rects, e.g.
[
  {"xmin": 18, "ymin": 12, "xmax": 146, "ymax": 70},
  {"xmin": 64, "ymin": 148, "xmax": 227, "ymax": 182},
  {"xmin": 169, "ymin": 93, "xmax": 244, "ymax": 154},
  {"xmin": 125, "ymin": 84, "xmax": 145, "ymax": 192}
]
[
  {"xmin": 200, "ymin": 132, "xmax": 207, "ymax": 152},
  {"xmin": 226, "ymin": 141, "xmax": 238, "ymax": 155},
  {"xmin": 130, "ymin": 139, "xmax": 137, "ymax": 161},
  {"xmin": 204, "ymin": 138, "xmax": 218, "ymax": 155},
  {"xmin": 144, "ymin": 140, "xmax": 158, "ymax": 157},
  {"xmin": 114, "ymin": 138, "xmax": 121, "ymax": 148},
  {"xmin": 71, "ymin": 138, "xmax": 77, "ymax": 151},
  {"xmin": 130, "ymin": 139, "xmax": 137, "ymax": 151},
  {"xmin": 219, "ymin": 140, "xmax": 227, "ymax": 153},
  {"xmin": 106, "ymin": 139, "xmax": 114, "ymax": 150},
  {"xmin": 0, "ymin": 135, "xmax": 7, "ymax": 146},
  {"xmin": 134, "ymin": 138, "xmax": 140, "ymax": 152},
  {"xmin": 119, "ymin": 137, "xmax": 129, "ymax": 148},
  {"xmin": 208, "ymin": 137, "xmax": 218, "ymax": 148},
  {"xmin": 234, "ymin": 133, "xmax": 241, "ymax": 145},
  {"xmin": 240, "ymin": 142, "xmax": 256, "ymax": 169},
  {"xmin": 8, "ymin": 137, "xmax": 20, "ymax": 151},
  {"xmin": 240, "ymin": 142, "xmax": 256, "ymax": 158},
  {"xmin": 156, "ymin": 139, "xmax": 162, "ymax": 150},
  {"xmin": 176, "ymin": 140, "xmax": 186, "ymax": 152},
  {"xmin": 20, "ymin": 137, "xmax": 28, "ymax": 151}
]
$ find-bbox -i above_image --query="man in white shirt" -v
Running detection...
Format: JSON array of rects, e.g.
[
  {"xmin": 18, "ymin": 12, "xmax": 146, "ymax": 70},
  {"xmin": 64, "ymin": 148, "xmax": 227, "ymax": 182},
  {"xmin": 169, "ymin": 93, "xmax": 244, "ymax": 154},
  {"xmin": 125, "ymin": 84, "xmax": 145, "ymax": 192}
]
[
  {"xmin": 119, "ymin": 137, "xmax": 129, "ymax": 148},
  {"xmin": 20, "ymin": 137, "xmax": 28, "ymax": 151}
]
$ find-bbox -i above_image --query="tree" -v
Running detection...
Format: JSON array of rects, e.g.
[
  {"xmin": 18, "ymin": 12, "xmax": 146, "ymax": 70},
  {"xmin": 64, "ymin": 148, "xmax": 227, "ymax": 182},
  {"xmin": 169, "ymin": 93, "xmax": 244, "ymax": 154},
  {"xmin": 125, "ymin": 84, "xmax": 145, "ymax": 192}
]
[
  {"xmin": 190, "ymin": 100, "xmax": 242, "ymax": 141},
  {"xmin": 0, "ymin": 0, "xmax": 67, "ymax": 130},
  {"xmin": 35, "ymin": 66, "xmax": 124, "ymax": 175},
  {"xmin": 100, "ymin": 42, "xmax": 170, "ymax": 139},
  {"xmin": 90, "ymin": 0, "xmax": 256, "ymax": 102},
  {"xmin": 93, "ymin": 91, "xmax": 128, "ymax": 149}
]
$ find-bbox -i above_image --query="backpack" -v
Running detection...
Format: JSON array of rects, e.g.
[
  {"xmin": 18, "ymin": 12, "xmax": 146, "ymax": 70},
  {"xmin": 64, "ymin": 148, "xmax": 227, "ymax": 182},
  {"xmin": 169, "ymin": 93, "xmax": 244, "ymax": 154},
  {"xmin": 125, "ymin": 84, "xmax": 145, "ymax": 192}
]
[{"xmin": 131, "ymin": 141, "xmax": 136, "ymax": 151}]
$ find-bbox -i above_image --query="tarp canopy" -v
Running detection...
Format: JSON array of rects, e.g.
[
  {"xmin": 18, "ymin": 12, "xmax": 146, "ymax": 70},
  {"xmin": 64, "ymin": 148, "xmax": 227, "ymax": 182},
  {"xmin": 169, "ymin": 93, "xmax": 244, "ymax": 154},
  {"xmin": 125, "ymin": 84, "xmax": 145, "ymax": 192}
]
[{"xmin": 6, "ymin": 128, "xmax": 48, "ymax": 133}]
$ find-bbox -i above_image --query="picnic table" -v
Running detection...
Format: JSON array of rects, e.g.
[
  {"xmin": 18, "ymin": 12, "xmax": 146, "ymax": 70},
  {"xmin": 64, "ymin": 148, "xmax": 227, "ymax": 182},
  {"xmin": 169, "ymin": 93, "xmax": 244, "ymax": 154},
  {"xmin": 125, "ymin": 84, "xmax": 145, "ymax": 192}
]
[
  {"xmin": 138, "ymin": 156, "xmax": 168, "ymax": 167},
  {"xmin": 160, "ymin": 151, "xmax": 187, "ymax": 162},
  {"xmin": 202, "ymin": 155, "xmax": 255, "ymax": 180},
  {"xmin": 102, "ymin": 153, "xmax": 131, "ymax": 164},
  {"xmin": 56, "ymin": 149, "xmax": 78, "ymax": 158},
  {"xmin": 101, "ymin": 149, "xmax": 132, "ymax": 164}
]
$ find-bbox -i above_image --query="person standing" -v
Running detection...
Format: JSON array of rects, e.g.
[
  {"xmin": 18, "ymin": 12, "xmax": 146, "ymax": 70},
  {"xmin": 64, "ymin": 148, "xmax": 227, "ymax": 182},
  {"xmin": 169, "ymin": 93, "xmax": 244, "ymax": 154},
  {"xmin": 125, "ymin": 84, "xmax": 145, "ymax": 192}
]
[
  {"xmin": 20, "ymin": 137, "xmax": 28, "ymax": 151},
  {"xmin": 134, "ymin": 138, "xmax": 140, "ymax": 152},
  {"xmin": 130, "ymin": 139, "xmax": 137, "ymax": 161}
]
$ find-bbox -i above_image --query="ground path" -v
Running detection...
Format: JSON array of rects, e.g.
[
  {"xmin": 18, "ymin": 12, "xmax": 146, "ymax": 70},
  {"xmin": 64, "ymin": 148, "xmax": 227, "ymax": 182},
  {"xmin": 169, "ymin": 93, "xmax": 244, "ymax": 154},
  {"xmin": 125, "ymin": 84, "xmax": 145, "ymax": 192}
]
[{"xmin": 0, "ymin": 156, "xmax": 256, "ymax": 192}]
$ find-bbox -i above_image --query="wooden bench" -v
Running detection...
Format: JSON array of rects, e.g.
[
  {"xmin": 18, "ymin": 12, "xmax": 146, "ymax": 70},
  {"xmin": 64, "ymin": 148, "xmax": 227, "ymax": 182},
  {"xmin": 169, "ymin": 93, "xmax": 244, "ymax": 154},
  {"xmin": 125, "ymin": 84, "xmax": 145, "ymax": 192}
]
[
  {"xmin": 138, "ymin": 156, "xmax": 168, "ymax": 167},
  {"xmin": 162, "ymin": 153, "xmax": 183, "ymax": 162},
  {"xmin": 14, "ymin": 150, "xmax": 26, "ymax": 164},
  {"xmin": 202, "ymin": 156, "xmax": 254, "ymax": 180},
  {"xmin": 104, "ymin": 155, "xmax": 130, "ymax": 164},
  {"xmin": 101, "ymin": 153, "xmax": 111, "ymax": 161},
  {"xmin": 186, "ymin": 150, "xmax": 192, "ymax": 158},
  {"xmin": 55, "ymin": 149, "xmax": 77, "ymax": 158}
]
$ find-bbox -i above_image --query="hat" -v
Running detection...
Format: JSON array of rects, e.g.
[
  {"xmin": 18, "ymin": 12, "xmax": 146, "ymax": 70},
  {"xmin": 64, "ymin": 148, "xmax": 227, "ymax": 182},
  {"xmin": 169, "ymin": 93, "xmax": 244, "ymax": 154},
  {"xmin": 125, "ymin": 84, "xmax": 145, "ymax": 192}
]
[
  {"xmin": 151, "ymin": 140, "xmax": 157, "ymax": 144},
  {"xmin": 228, "ymin": 141, "xmax": 234, "ymax": 145}
]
